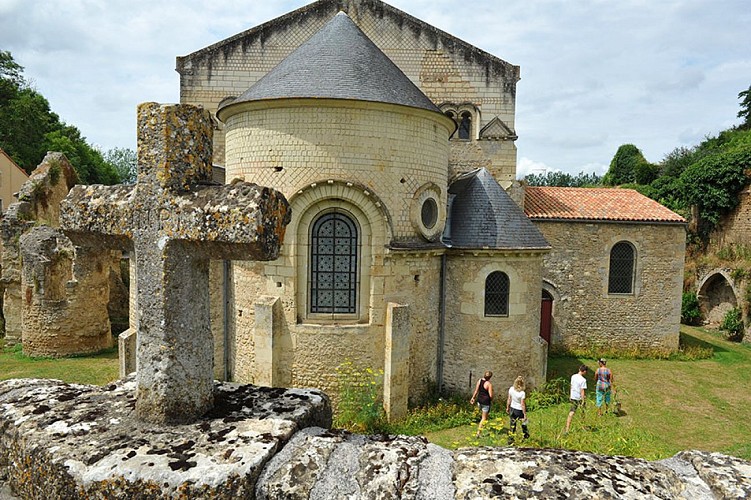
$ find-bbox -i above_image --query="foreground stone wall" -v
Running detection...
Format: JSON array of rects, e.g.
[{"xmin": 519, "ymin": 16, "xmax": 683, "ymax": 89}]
[
  {"xmin": 535, "ymin": 220, "xmax": 685, "ymax": 352},
  {"xmin": 1, "ymin": 378, "xmax": 749, "ymax": 499}
]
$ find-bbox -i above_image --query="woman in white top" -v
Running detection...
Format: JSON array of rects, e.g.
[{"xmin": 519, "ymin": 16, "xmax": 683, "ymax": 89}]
[{"xmin": 506, "ymin": 375, "xmax": 529, "ymax": 440}]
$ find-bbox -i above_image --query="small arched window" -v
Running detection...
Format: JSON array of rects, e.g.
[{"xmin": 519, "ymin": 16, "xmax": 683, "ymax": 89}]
[
  {"xmin": 458, "ymin": 111, "xmax": 472, "ymax": 140},
  {"xmin": 608, "ymin": 241, "xmax": 635, "ymax": 294},
  {"xmin": 485, "ymin": 271, "xmax": 509, "ymax": 316},
  {"xmin": 309, "ymin": 211, "xmax": 359, "ymax": 314}
]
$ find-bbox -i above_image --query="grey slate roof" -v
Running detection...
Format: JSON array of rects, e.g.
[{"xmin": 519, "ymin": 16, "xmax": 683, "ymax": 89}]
[
  {"xmin": 444, "ymin": 169, "xmax": 550, "ymax": 250},
  {"xmin": 219, "ymin": 12, "xmax": 440, "ymax": 114}
]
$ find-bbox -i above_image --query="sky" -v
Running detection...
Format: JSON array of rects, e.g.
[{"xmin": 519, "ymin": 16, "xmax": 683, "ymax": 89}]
[{"xmin": 1, "ymin": 0, "xmax": 749, "ymax": 178}]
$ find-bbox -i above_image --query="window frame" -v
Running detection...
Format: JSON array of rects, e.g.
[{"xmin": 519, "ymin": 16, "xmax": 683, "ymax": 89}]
[
  {"xmin": 484, "ymin": 271, "xmax": 510, "ymax": 317},
  {"xmin": 608, "ymin": 241, "xmax": 636, "ymax": 295}
]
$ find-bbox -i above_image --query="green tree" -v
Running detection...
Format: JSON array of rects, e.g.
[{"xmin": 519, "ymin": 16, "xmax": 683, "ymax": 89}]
[
  {"xmin": 0, "ymin": 51, "xmax": 120, "ymax": 184},
  {"xmin": 103, "ymin": 147, "xmax": 137, "ymax": 184},
  {"xmin": 525, "ymin": 170, "xmax": 602, "ymax": 187},
  {"xmin": 678, "ymin": 144, "xmax": 751, "ymax": 236},
  {"xmin": 738, "ymin": 84, "xmax": 751, "ymax": 130},
  {"xmin": 603, "ymin": 144, "xmax": 654, "ymax": 186}
]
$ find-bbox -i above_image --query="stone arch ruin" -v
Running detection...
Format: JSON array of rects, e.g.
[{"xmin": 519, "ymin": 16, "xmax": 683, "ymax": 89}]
[{"xmin": 697, "ymin": 269, "xmax": 739, "ymax": 325}]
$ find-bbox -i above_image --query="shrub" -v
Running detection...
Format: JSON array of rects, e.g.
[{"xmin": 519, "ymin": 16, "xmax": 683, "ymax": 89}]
[
  {"xmin": 526, "ymin": 377, "xmax": 569, "ymax": 412},
  {"xmin": 720, "ymin": 307, "xmax": 744, "ymax": 341},
  {"xmin": 681, "ymin": 292, "xmax": 701, "ymax": 325},
  {"xmin": 333, "ymin": 360, "xmax": 386, "ymax": 433}
]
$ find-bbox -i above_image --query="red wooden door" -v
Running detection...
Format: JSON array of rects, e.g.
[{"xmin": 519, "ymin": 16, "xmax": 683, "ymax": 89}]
[{"xmin": 540, "ymin": 295, "xmax": 553, "ymax": 344}]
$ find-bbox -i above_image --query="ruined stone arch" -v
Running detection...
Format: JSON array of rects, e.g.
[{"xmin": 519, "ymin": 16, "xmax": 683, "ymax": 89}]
[{"xmin": 697, "ymin": 269, "xmax": 740, "ymax": 325}]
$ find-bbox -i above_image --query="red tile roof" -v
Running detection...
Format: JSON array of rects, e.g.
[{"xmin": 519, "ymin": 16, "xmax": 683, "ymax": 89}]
[{"xmin": 525, "ymin": 186, "xmax": 686, "ymax": 223}]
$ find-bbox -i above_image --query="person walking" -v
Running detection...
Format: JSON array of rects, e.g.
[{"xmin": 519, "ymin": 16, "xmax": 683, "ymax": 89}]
[
  {"xmin": 565, "ymin": 364, "xmax": 588, "ymax": 433},
  {"xmin": 470, "ymin": 371, "xmax": 493, "ymax": 437},
  {"xmin": 595, "ymin": 358, "xmax": 614, "ymax": 416},
  {"xmin": 506, "ymin": 375, "xmax": 529, "ymax": 441}
]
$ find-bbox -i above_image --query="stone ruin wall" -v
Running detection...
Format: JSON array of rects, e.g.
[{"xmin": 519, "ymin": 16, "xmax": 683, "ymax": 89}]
[
  {"xmin": 0, "ymin": 153, "xmax": 119, "ymax": 355},
  {"xmin": 20, "ymin": 226, "xmax": 112, "ymax": 357},
  {"xmin": 535, "ymin": 220, "xmax": 685, "ymax": 352},
  {"xmin": 178, "ymin": 1, "xmax": 519, "ymax": 183}
]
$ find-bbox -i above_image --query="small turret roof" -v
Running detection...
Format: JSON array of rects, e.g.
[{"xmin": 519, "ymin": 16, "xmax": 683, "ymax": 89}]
[
  {"xmin": 219, "ymin": 12, "xmax": 440, "ymax": 115},
  {"xmin": 444, "ymin": 168, "xmax": 550, "ymax": 250}
]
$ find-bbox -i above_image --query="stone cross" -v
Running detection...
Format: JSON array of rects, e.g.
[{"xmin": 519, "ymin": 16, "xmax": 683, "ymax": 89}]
[{"xmin": 60, "ymin": 102, "xmax": 290, "ymax": 424}]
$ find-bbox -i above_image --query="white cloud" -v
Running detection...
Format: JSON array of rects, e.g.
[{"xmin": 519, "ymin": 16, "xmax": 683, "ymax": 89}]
[{"xmin": 0, "ymin": 0, "xmax": 748, "ymax": 173}]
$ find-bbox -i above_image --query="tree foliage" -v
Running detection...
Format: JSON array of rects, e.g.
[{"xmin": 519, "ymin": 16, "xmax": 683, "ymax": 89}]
[
  {"xmin": 103, "ymin": 147, "xmax": 137, "ymax": 184},
  {"xmin": 0, "ymin": 51, "xmax": 121, "ymax": 184},
  {"xmin": 525, "ymin": 170, "xmax": 602, "ymax": 187},
  {"xmin": 739, "ymin": 84, "xmax": 751, "ymax": 130},
  {"xmin": 603, "ymin": 144, "xmax": 655, "ymax": 186}
]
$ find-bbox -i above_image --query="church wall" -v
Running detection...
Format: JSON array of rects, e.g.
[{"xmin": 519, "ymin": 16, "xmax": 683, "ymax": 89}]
[
  {"xmin": 535, "ymin": 221, "xmax": 685, "ymax": 352},
  {"xmin": 227, "ymin": 219, "xmax": 442, "ymax": 405},
  {"xmin": 178, "ymin": 2, "xmax": 518, "ymax": 177},
  {"xmin": 223, "ymin": 101, "xmax": 450, "ymax": 240},
  {"xmin": 442, "ymin": 252, "xmax": 546, "ymax": 396}
]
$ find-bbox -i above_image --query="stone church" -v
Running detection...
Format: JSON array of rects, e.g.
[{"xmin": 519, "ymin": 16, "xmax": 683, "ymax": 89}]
[{"xmin": 175, "ymin": 0, "xmax": 685, "ymax": 417}]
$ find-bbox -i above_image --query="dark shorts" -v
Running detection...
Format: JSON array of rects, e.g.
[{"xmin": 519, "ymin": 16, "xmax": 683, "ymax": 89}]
[
  {"xmin": 569, "ymin": 398, "xmax": 584, "ymax": 413},
  {"xmin": 509, "ymin": 408, "xmax": 525, "ymax": 423}
]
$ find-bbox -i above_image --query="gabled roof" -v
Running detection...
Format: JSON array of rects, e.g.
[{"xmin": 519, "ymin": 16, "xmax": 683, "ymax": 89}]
[
  {"xmin": 0, "ymin": 148, "xmax": 29, "ymax": 179},
  {"xmin": 525, "ymin": 186, "xmax": 686, "ymax": 224},
  {"xmin": 444, "ymin": 168, "xmax": 550, "ymax": 250},
  {"xmin": 177, "ymin": 0, "xmax": 518, "ymax": 81},
  {"xmin": 219, "ymin": 12, "xmax": 439, "ymax": 115}
]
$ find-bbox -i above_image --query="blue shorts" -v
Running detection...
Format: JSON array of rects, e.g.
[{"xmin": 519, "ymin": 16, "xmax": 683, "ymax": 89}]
[
  {"xmin": 477, "ymin": 402, "xmax": 491, "ymax": 414},
  {"xmin": 596, "ymin": 389, "xmax": 611, "ymax": 407}
]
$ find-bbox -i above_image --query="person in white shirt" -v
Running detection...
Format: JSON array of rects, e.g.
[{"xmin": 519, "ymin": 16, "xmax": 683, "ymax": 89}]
[
  {"xmin": 506, "ymin": 375, "xmax": 529, "ymax": 440},
  {"xmin": 565, "ymin": 364, "xmax": 588, "ymax": 433}
]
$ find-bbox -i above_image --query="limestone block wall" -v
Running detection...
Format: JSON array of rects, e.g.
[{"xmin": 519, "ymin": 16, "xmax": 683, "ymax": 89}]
[
  {"xmin": 223, "ymin": 100, "xmax": 451, "ymax": 241},
  {"xmin": 448, "ymin": 138, "xmax": 518, "ymax": 187},
  {"xmin": 178, "ymin": 0, "xmax": 518, "ymax": 175},
  {"xmin": 535, "ymin": 221, "xmax": 686, "ymax": 352},
  {"xmin": 228, "ymin": 247, "xmax": 443, "ymax": 406},
  {"xmin": 442, "ymin": 252, "xmax": 546, "ymax": 395},
  {"xmin": 707, "ymin": 188, "xmax": 751, "ymax": 249}
]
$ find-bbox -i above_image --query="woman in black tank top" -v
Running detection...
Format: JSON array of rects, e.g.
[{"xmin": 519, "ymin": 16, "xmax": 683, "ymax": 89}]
[{"xmin": 470, "ymin": 371, "xmax": 494, "ymax": 437}]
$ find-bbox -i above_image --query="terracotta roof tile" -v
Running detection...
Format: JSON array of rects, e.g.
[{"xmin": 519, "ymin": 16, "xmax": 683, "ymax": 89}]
[{"xmin": 525, "ymin": 187, "xmax": 685, "ymax": 223}]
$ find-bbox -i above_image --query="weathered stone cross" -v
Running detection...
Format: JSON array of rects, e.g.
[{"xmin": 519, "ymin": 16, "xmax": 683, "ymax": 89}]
[{"xmin": 60, "ymin": 103, "xmax": 290, "ymax": 424}]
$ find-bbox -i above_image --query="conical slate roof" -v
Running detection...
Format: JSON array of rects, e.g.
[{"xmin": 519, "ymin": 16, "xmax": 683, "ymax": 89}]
[
  {"xmin": 444, "ymin": 169, "xmax": 550, "ymax": 250},
  {"xmin": 219, "ymin": 12, "xmax": 440, "ymax": 114}
]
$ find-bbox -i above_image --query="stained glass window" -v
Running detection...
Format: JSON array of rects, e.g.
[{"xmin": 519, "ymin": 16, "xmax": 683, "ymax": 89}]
[
  {"xmin": 608, "ymin": 241, "xmax": 635, "ymax": 294},
  {"xmin": 485, "ymin": 271, "xmax": 509, "ymax": 316},
  {"xmin": 310, "ymin": 211, "xmax": 358, "ymax": 314}
]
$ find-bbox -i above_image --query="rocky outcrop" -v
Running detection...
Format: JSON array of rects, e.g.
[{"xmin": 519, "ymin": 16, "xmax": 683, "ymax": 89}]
[
  {"xmin": 0, "ymin": 378, "xmax": 330, "ymax": 499},
  {"xmin": 1, "ymin": 378, "xmax": 750, "ymax": 499}
]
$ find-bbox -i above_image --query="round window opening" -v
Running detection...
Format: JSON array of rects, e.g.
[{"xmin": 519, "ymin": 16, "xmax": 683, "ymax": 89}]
[{"xmin": 421, "ymin": 198, "xmax": 438, "ymax": 229}]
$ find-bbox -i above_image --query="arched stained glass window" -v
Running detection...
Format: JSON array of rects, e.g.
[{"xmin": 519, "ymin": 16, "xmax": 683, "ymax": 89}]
[
  {"xmin": 485, "ymin": 271, "xmax": 509, "ymax": 316},
  {"xmin": 608, "ymin": 241, "xmax": 635, "ymax": 294},
  {"xmin": 309, "ymin": 211, "xmax": 359, "ymax": 314}
]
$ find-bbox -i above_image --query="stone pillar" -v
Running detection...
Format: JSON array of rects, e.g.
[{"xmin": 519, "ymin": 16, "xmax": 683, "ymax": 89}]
[
  {"xmin": 119, "ymin": 257, "xmax": 138, "ymax": 378},
  {"xmin": 253, "ymin": 296, "xmax": 282, "ymax": 386},
  {"xmin": 384, "ymin": 302, "xmax": 410, "ymax": 421}
]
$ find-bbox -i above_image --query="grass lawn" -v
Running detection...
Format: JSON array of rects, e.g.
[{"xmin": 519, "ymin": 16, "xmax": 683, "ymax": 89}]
[
  {"xmin": 0, "ymin": 339, "xmax": 119, "ymax": 386},
  {"xmin": 424, "ymin": 326, "xmax": 751, "ymax": 460}
]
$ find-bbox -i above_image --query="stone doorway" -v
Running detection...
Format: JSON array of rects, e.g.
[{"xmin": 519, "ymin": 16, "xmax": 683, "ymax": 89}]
[{"xmin": 540, "ymin": 290, "xmax": 553, "ymax": 344}]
